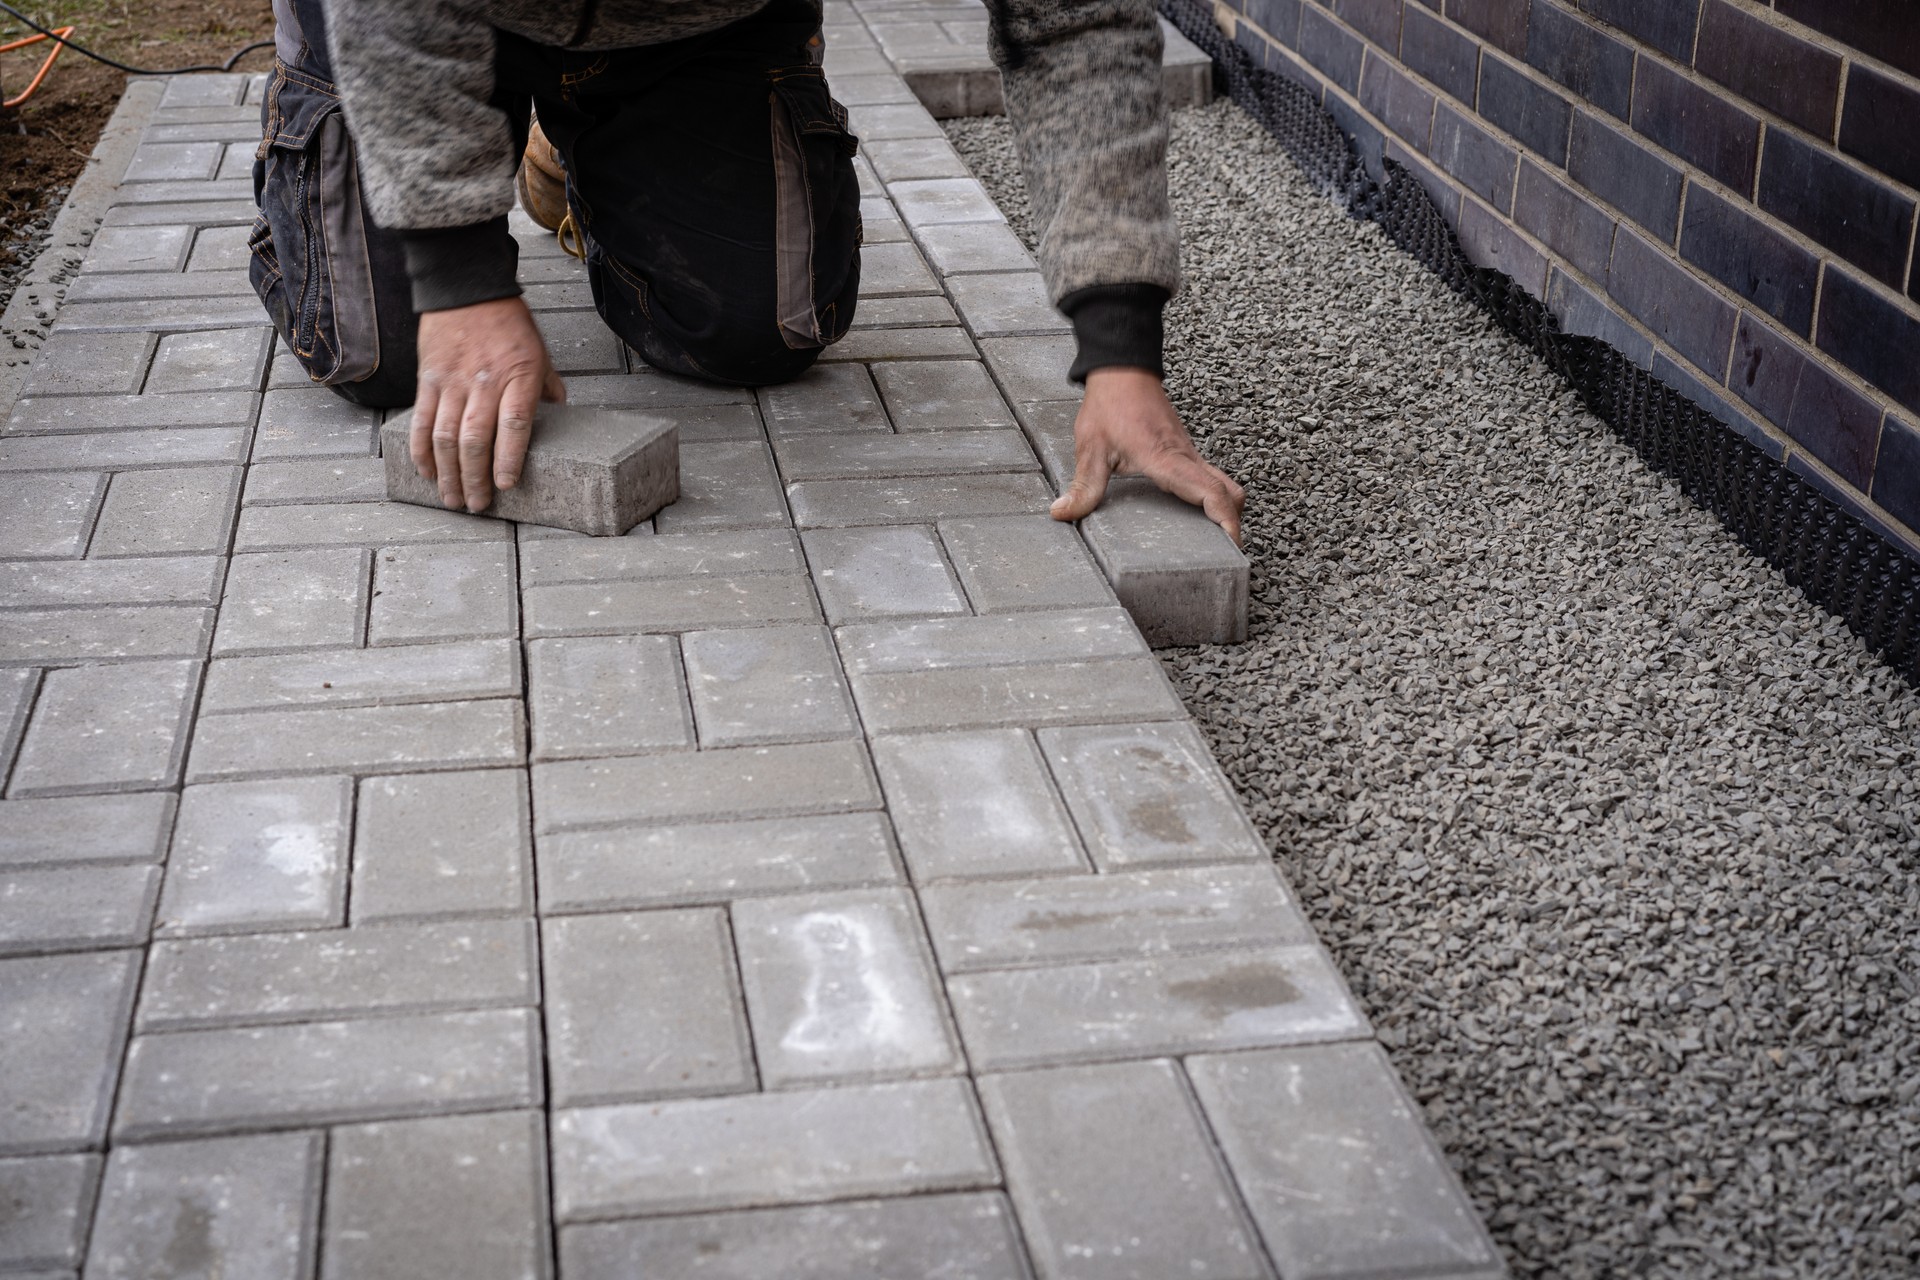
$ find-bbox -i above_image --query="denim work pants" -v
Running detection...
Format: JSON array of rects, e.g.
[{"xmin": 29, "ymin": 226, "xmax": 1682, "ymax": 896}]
[{"xmin": 251, "ymin": 0, "xmax": 862, "ymax": 406}]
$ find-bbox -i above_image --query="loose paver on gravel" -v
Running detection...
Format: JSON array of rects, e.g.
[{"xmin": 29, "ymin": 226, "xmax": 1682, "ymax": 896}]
[{"xmin": 0, "ymin": 23, "xmax": 1532, "ymax": 1279}]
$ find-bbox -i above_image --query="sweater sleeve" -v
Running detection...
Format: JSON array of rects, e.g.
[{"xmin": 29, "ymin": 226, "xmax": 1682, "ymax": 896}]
[
  {"xmin": 985, "ymin": 0, "xmax": 1182, "ymax": 306},
  {"xmin": 325, "ymin": 0, "xmax": 522, "ymax": 310}
]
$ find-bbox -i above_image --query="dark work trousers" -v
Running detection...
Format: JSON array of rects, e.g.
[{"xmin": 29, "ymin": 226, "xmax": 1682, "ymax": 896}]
[{"xmin": 250, "ymin": 0, "xmax": 862, "ymax": 406}]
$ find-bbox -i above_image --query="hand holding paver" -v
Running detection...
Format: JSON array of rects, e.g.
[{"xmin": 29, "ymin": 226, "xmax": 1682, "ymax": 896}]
[
  {"xmin": 1050, "ymin": 367, "xmax": 1246, "ymax": 546},
  {"xmin": 411, "ymin": 297, "xmax": 567, "ymax": 513}
]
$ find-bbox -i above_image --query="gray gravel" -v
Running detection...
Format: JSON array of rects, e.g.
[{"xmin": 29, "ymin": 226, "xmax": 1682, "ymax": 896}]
[{"xmin": 949, "ymin": 103, "xmax": 1920, "ymax": 1279}]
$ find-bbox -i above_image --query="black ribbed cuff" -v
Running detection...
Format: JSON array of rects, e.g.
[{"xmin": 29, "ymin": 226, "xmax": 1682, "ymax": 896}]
[
  {"xmin": 1060, "ymin": 283, "xmax": 1169, "ymax": 383},
  {"xmin": 401, "ymin": 217, "xmax": 522, "ymax": 313}
]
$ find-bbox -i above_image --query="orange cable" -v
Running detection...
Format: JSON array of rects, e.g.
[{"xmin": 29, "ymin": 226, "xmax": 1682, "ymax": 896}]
[{"xmin": 1, "ymin": 25, "xmax": 75, "ymax": 109}]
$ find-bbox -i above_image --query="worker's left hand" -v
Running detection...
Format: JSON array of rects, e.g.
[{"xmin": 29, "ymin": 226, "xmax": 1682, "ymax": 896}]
[
  {"xmin": 1051, "ymin": 366, "xmax": 1245, "ymax": 546},
  {"xmin": 411, "ymin": 296, "xmax": 567, "ymax": 513}
]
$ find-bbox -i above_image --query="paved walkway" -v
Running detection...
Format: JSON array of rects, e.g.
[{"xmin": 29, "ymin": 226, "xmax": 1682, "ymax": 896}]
[{"xmin": 0, "ymin": 9, "xmax": 1502, "ymax": 1278}]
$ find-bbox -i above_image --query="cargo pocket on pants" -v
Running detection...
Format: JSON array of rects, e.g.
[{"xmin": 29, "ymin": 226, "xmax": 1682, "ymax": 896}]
[
  {"xmin": 250, "ymin": 62, "xmax": 383, "ymax": 386},
  {"xmin": 769, "ymin": 66, "xmax": 861, "ymax": 351}
]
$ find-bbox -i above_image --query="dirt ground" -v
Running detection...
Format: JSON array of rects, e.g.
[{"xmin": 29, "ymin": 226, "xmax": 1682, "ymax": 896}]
[{"xmin": 0, "ymin": 0, "xmax": 273, "ymax": 301}]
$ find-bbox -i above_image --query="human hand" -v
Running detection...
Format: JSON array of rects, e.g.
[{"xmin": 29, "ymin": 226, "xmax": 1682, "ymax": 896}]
[
  {"xmin": 411, "ymin": 297, "xmax": 567, "ymax": 513},
  {"xmin": 1050, "ymin": 366, "xmax": 1245, "ymax": 546}
]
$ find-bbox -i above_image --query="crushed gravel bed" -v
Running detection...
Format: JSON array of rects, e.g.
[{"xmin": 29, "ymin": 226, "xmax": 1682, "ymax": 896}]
[{"xmin": 948, "ymin": 103, "xmax": 1920, "ymax": 1280}]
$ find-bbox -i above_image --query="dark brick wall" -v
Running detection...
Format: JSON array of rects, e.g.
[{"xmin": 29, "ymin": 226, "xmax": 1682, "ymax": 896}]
[{"xmin": 1220, "ymin": 0, "xmax": 1920, "ymax": 550}]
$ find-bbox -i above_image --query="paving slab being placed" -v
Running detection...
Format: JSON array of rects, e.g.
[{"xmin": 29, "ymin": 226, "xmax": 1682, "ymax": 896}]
[{"xmin": 382, "ymin": 403, "xmax": 678, "ymax": 536}]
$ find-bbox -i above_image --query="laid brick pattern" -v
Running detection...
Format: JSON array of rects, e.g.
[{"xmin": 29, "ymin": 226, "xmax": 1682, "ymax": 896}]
[
  {"xmin": 0, "ymin": 36, "xmax": 1487, "ymax": 1277},
  {"xmin": 1218, "ymin": 0, "xmax": 1920, "ymax": 552}
]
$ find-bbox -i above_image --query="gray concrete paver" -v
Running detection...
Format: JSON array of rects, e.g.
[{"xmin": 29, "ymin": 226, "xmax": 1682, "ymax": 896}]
[
  {"xmin": 1188, "ymin": 1044, "xmax": 1505, "ymax": 1279},
  {"xmin": 543, "ymin": 909, "xmax": 756, "ymax": 1105},
  {"xmin": 5, "ymin": 390, "xmax": 256, "ymax": 435},
  {"xmin": 940, "ymin": 515, "xmax": 1117, "ymax": 612},
  {"xmin": 948, "ymin": 945, "xmax": 1370, "ymax": 1069},
  {"xmin": 553, "ymin": 1077, "xmax": 998, "ymax": 1220},
  {"xmin": 533, "ymin": 739, "xmax": 880, "ymax": 833},
  {"xmin": 787, "ymin": 473, "xmax": 1053, "ymax": 527},
  {"xmin": 7, "ymin": 659, "xmax": 199, "ymax": 798},
  {"xmin": 213, "ymin": 547, "xmax": 370, "ymax": 654},
  {"xmin": 85, "ymin": 1132, "xmax": 321, "ymax": 1280},
  {"xmin": 1038, "ymin": 721, "xmax": 1269, "ymax": 869},
  {"xmin": 561, "ymin": 1192, "xmax": 1027, "ymax": 1280},
  {"xmin": 870, "ymin": 359, "xmax": 1018, "ymax": 431},
  {"xmin": 323, "ymin": 1111, "xmax": 552, "ymax": 1280},
  {"xmin": 523, "ymin": 572, "xmax": 821, "ymax": 637},
  {"xmin": 0, "ymin": 949, "xmax": 138, "ymax": 1153},
  {"xmin": 758, "ymin": 363, "xmax": 891, "ymax": 434},
  {"xmin": 978, "ymin": 1060, "xmax": 1267, "ymax": 1280},
  {"xmin": 114, "ymin": 1007, "xmax": 543, "ymax": 1139},
  {"xmin": 0, "ymin": 1153, "xmax": 98, "ymax": 1273},
  {"xmin": 537, "ymin": 812, "xmax": 901, "ymax": 912},
  {"xmin": 682, "ymin": 624, "xmax": 859, "ymax": 746},
  {"xmin": 922, "ymin": 864, "xmax": 1313, "ymax": 972},
  {"xmin": 527, "ymin": 634, "xmax": 694, "ymax": 759},
  {"xmin": 802, "ymin": 524, "xmax": 969, "ymax": 622},
  {"xmin": 733, "ymin": 887, "xmax": 962, "ymax": 1085},
  {"xmin": 139, "ymin": 917, "xmax": 535, "ymax": 1030},
  {"xmin": 0, "ymin": 604, "xmax": 211, "ymax": 665},
  {"xmin": 0, "ymin": 472, "xmax": 103, "ymax": 559},
  {"xmin": 201, "ymin": 638, "xmax": 521, "ymax": 712},
  {"xmin": 157, "ymin": 776, "xmax": 352, "ymax": 934},
  {"xmin": 353, "ymin": 769, "xmax": 533, "ymax": 921},
  {"xmin": 872, "ymin": 728, "xmax": 1085, "ymax": 880},
  {"xmin": 186, "ymin": 699, "xmax": 525, "ymax": 781},
  {"xmin": 87, "ymin": 465, "xmax": 243, "ymax": 557},
  {"xmin": 143, "ymin": 327, "xmax": 272, "ymax": 394},
  {"xmin": 368, "ymin": 542, "xmax": 517, "ymax": 644},
  {"xmin": 0, "ymin": 794, "xmax": 174, "ymax": 867},
  {"xmin": 0, "ymin": 864, "xmax": 160, "ymax": 956},
  {"xmin": 0, "ymin": 554, "xmax": 223, "ymax": 608}
]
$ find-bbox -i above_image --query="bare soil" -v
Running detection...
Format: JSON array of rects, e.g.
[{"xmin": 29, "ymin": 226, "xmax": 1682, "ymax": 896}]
[{"xmin": 0, "ymin": 0, "xmax": 274, "ymax": 304}]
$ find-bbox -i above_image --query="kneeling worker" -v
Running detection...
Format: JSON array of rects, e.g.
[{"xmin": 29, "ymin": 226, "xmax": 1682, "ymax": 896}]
[{"xmin": 250, "ymin": 0, "xmax": 1243, "ymax": 540}]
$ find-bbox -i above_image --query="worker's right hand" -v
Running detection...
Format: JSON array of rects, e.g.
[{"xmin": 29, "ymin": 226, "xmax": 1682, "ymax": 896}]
[{"xmin": 412, "ymin": 297, "xmax": 566, "ymax": 513}]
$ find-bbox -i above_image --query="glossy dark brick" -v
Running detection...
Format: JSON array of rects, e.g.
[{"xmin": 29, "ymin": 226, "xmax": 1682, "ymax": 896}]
[
  {"xmin": 1458, "ymin": 195, "xmax": 1550, "ymax": 291},
  {"xmin": 1630, "ymin": 57, "xmax": 1760, "ymax": 191},
  {"xmin": 1546, "ymin": 265, "xmax": 1654, "ymax": 366},
  {"xmin": 1775, "ymin": 0, "xmax": 1920, "ymax": 83},
  {"xmin": 1678, "ymin": 185, "xmax": 1818, "ymax": 335},
  {"xmin": 1329, "ymin": 90, "xmax": 1389, "ymax": 177},
  {"xmin": 1244, "ymin": 0, "xmax": 1306, "ymax": 44},
  {"xmin": 1568, "ymin": 110, "xmax": 1683, "ymax": 242},
  {"xmin": 1431, "ymin": 102, "xmax": 1518, "ymax": 205},
  {"xmin": 1817, "ymin": 266, "xmax": 1920, "ymax": 415},
  {"xmin": 1299, "ymin": 3, "xmax": 1366, "ymax": 92},
  {"xmin": 1729, "ymin": 311, "xmax": 1804, "ymax": 425},
  {"xmin": 1872, "ymin": 414, "xmax": 1920, "ymax": 533},
  {"xmin": 1335, "ymin": 0, "xmax": 1405, "ymax": 50},
  {"xmin": 1525, "ymin": 1, "xmax": 1634, "ymax": 119},
  {"xmin": 1234, "ymin": 20, "xmax": 1278, "ymax": 68},
  {"xmin": 1477, "ymin": 51, "xmax": 1573, "ymax": 164},
  {"xmin": 1513, "ymin": 158, "xmax": 1616, "ymax": 278},
  {"xmin": 1607, "ymin": 226, "xmax": 1738, "ymax": 377},
  {"xmin": 1694, "ymin": 0, "xmax": 1841, "ymax": 137},
  {"xmin": 1578, "ymin": 0, "xmax": 1699, "ymax": 61},
  {"xmin": 1360, "ymin": 53, "xmax": 1439, "ymax": 146},
  {"xmin": 1839, "ymin": 63, "xmax": 1920, "ymax": 194},
  {"xmin": 1446, "ymin": 0, "xmax": 1530, "ymax": 56},
  {"xmin": 1784, "ymin": 356, "xmax": 1885, "ymax": 489},
  {"xmin": 1399, "ymin": 5, "xmax": 1480, "ymax": 102},
  {"xmin": 1757, "ymin": 129, "xmax": 1915, "ymax": 289},
  {"xmin": 1385, "ymin": 137, "xmax": 1463, "ymax": 218}
]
